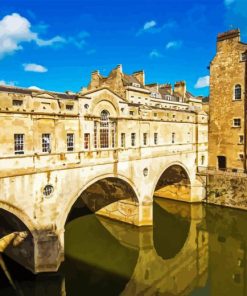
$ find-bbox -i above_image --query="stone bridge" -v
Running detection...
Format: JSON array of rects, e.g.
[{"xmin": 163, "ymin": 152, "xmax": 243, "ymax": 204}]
[{"xmin": 0, "ymin": 81, "xmax": 207, "ymax": 273}]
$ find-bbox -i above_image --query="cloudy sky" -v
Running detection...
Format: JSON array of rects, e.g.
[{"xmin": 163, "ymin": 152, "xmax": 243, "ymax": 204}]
[{"xmin": 0, "ymin": 0, "xmax": 246, "ymax": 96}]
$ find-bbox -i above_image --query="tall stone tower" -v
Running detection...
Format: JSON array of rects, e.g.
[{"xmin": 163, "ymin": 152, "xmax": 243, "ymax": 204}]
[{"xmin": 209, "ymin": 29, "xmax": 247, "ymax": 172}]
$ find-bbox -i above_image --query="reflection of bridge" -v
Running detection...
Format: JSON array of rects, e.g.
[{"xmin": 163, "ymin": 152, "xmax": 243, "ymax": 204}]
[{"xmin": 0, "ymin": 68, "xmax": 207, "ymax": 273}]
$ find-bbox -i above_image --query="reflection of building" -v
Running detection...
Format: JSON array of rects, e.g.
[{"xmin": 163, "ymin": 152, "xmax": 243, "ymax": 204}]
[{"xmin": 209, "ymin": 29, "xmax": 247, "ymax": 171}]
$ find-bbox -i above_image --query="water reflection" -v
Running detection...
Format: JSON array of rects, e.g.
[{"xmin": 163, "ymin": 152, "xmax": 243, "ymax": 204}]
[{"xmin": 1, "ymin": 198, "xmax": 247, "ymax": 295}]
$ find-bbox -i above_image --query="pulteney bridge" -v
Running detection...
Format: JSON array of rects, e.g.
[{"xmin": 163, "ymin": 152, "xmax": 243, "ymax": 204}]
[{"xmin": 0, "ymin": 66, "xmax": 208, "ymax": 273}]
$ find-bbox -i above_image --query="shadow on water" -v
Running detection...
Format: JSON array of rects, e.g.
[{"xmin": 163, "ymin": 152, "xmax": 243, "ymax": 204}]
[{"xmin": 1, "ymin": 199, "xmax": 247, "ymax": 295}]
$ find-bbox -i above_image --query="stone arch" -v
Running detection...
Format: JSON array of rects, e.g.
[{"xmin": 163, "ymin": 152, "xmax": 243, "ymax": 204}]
[
  {"xmin": 152, "ymin": 162, "xmax": 191, "ymax": 202},
  {"xmin": 0, "ymin": 201, "xmax": 36, "ymax": 233},
  {"xmin": 58, "ymin": 173, "xmax": 140, "ymax": 230},
  {"xmin": 90, "ymin": 92, "xmax": 121, "ymax": 118}
]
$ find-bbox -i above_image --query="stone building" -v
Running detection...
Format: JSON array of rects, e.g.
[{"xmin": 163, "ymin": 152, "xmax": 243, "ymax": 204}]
[{"xmin": 209, "ymin": 29, "xmax": 247, "ymax": 171}]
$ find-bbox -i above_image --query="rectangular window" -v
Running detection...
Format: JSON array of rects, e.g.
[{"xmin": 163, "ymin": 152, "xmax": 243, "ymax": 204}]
[
  {"xmin": 239, "ymin": 135, "xmax": 244, "ymax": 144},
  {"xmin": 66, "ymin": 104, "xmax": 74, "ymax": 110},
  {"xmin": 154, "ymin": 133, "xmax": 158, "ymax": 145},
  {"xmin": 14, "ymin": 134, "xmax": 24, "ymax": 154},
  {"xmin": 233, "ymin": 118, "xmax": 241, "ymax": 127},
  {"xmin": 129, "ymin": 111, "xmax": 134, "ymax": 116},
  {"xmin": 121, "ymin": 133, "xmax": 125, "ymax": 148},
  {"xmin": 131, "ymin": 133, "xmax": 136, "ymax": 147},
  {"xmin": 42, "ymin": 134, "xmax": 51, "ymax": 153},
  {"xmin": 67, "ymin": 133, "xmax": 74, "ymax": 151},
  {"xmin": 84, "ymin": 133, "xmax": 90, "ymax": 150},
  {"xmin": 94, "ymin": 121, "xmax": 97, "ymax": 148},
  {"xmin": 239, "ymin": 153, "xmax": 244, "ymax": 160},
  {"xmin": 241, "ymin": 52, "xmax": 247, "ymax": 61},
  {"xmin": 154, "ymin": 113, "xmax": 157, "ymax": 117},
  {"xmin": 143, "ymin": 133, "xmax": 148, "ymax": 146},
  {"xmin": 12, "ymin": 99, "xmax": 23, "ymax": 106},
  {"xmin": 172, "ymin": 132, "xmax": 175, "ymax": 143}
]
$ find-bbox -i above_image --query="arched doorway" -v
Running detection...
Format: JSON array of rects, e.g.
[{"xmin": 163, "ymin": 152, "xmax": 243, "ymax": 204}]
[{"xmin": 154, "ymin": 164, "xmax": 191, "ymax": 201}]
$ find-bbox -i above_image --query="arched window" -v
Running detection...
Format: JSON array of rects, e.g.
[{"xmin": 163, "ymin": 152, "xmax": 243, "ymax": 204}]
[
  {"xmin": 98, "ymin": 110, "xmax": 116, "ymax": 149},
  {"xmin": 234, "ymin": 84, "xmax": 241, "ymax": 100}
]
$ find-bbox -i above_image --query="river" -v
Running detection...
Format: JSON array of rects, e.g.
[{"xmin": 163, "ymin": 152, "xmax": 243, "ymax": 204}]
[{"xmin": 0, "ymin": 197, "xmax": 247, "ymax": 295}]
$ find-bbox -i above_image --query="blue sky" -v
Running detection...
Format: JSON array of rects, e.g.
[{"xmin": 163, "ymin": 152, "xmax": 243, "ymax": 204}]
[{"xmin": 0, "ymin": 0, "xmax": 246, "ymax": 96}]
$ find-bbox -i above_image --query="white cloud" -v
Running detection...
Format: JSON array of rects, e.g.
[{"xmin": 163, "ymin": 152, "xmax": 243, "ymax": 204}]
[
  {"xmin": 194, "ymin": 75, "xmax": 210, "ymax": 88},
  {"xmin": 149, "ymin": 50, "xmax": 163, "ymax": 58},
  {"xmin": 23, "ymin": 63, "xmax": 47, "ymax": 73},
  {"xmin": 166, "ymin": 40, "xmax": 182, "ymax": 49},
  {"xmin": 28, "ymin": 86, "xmax": 42, "ymax": 90},
  {"xmin": 137, "ymin": 20, "xmax": 176, "ymax": 36},
  {"xmin": 0, "ymin": 80, "xmax": 16, "ymax": 86},
  {"xmin": 225, "ymin": 0, "xmax": 235, "ymax": 6},
  {"xmin": 143, "ymin": 20, "xmax": 156, "ymax": 30},
  {"xmin": 0, "ymin": 13, "xmax": 68, "ymax": 59}
]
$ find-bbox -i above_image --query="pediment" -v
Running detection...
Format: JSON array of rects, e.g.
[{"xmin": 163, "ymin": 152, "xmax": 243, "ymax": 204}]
[
  {"xmin": 83, "ymin": 87, "xmax": 127, "ymax": 104},
  {"xmin": 33, "ymin": 92, "xmax": 56, "ymax": 99}
]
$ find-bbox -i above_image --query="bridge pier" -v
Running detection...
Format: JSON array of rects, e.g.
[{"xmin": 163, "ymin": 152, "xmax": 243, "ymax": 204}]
[{"xmin": 96, "ymin": 199, "xmax": 153, "ymax": 226}]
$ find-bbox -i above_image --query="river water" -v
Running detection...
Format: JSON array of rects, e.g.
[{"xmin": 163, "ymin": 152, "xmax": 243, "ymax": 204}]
[{"xmin": 1, "ymin": 197, "xmax": 247, "ymax": 295}]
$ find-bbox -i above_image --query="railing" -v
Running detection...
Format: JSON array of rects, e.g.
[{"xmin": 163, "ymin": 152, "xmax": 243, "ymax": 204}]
[{"xmin": 197, "ymin": 166, "xmax": 247, "ymax": 177}]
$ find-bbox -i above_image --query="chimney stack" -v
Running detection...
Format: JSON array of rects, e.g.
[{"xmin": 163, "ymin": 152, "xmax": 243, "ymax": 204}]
[
  {"xmin": 174, "ymin": 81, "xmax": 186, "ymax": 98},
  {"xmin": 132, "ymin": 70, "xmax": 145, "ymax": 85}
]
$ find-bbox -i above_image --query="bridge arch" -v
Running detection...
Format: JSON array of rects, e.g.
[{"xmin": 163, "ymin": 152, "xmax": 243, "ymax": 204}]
[
  {"xmin": 59, "ymin": 173, "xmax": 140, "ymax": 231},
  {"xmin": 0, "ymin": 201, "xmax": 36, "ymax": 232},
  {"xmin": 152, "ymin": 162, "xmax": 191, "ymax": 201}
]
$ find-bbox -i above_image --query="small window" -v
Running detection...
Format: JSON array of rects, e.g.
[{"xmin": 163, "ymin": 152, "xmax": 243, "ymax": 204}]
[
  {"xmin": 239, "ymin": 153, "xmax": 244, "ymax": 160},
  {"xmin": 233, "ymin": 118, "xmax": 241, "ymax": 127},
  {"xmin": 121, "ymin": 133, "xmax": 125, "ymax": 148},
  {"xmin": 154, "ymin": 113, "xmax": 157, "ymax": 117},
  {"xmin": 42, "ymin": 134, "xmax": 51, "ymax": 153},
  {"xmin": 84, "ymin": 133, "xmax": 90, "ymax": 149},
  {"xmin": 143, "ymin": 133, "xmax": 148, "ymax": 146},
  {"xmin": 129, "ymin": 111, "xmax": 134, "ymax": 116},
  {"xmin": 132, "ymin": 83, "xmax": 140, "ymax": 88},
  {"xmin": 172, "ymin": 132, "xmax": 175, "ymax": 143},
  {"xmin": 172, "ymin": 114, "xmax": 176, "ymax": 119},
  {"xmin": 131, "ymin": 133, "xmax": 136, "ymax": 146},
  {"xmin": 67, "ymin": 133, "xmax": 74, "ymax": 151},
  {"xmin": 201, "ymin": 155, "xmax": 205, "ymax": 165},
  {"xmin": 239, "ymin": 135, "xmax": 244, "ymax": 144},
  {"xmin": 84, "ymin": 104, "xmax": 89, "ymax": 109},
  {"xmin": 14, "ymin": 134, "xmax": 24, "ymax": 154},
  {"xmin": 66, "ymin": 104, "xmax": 74, "ymax": 110},
  {"xmin": 241, "ymin": 52, "xmax": 247, "ymax": 61},
  {"xmin": 12, "ymin": 99, "xmax": 23, "ymax": 106},
  {"xmin": 234, "ymin": 85, "xmax": 241, "ymax": 100},
  {"xmin": 154, "ymin": 133, "xmax": 158, "ymax": 145}
]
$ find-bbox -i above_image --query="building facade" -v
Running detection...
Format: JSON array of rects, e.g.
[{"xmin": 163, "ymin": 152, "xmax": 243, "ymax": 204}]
[{"xmin": 209, "ymin": 29, "xmax": 247, "ymax": 172}]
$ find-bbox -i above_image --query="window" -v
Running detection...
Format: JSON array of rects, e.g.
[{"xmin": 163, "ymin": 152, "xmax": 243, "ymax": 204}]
[
  {"xmin": 66, "ymin": 104, "xmax": 74, "ymax": 110},
  {"xmin": 154, "ymin": 113, "xmax": 157, "ymax": 117},
  {"xmin": 94, "ymin": 121, "xmax": 97, "ymax": 148},
  {"xmin": 12, "ymin": 99, "xmax": 23, "ymax": 106},
  {"xmin": 84, "ymin": 133, "xmax": 90, "ymax": 149},
  {"xmin": 201, "ymin": 155, "xmax": 205, "ymax": 165},
  {"xmin": 132, "ymin": 83, "xmax": 140, "ymax": 88},
  {"xmin": 143, "ymin": 133, "xmax": 148, "ymax": 146},
  {"xmin": 67, "ymin": 133, "xmax": 74, "ymax": 151},
  {"xmin": 239, "ymin": 153, "xmax": 244, "ymax": 160},
  {"xmin": 241, "ymin": 52, "xmax": 247, "ymax": 61},
  {"xmin": 131, "ymin": 133, "xmax": 136, "ymax": 146},
  {"xmin": 233, "ymin": 118, "xmax": 241, "ymax": 127},
  {"xmin": 154, "ymin": 133, "xmax": 158, "ymax": 145},
  {"xmin": 129, "ymin": 111, "xmax": 134, "ymax": 116},
  {"xmin": 172, "ymin": 132, "xmax": 175, "ymax": 143},
  {"xmin": 239, "ymin": 135, "xmax": 244, "ymax": 144},
  {"xmin": 42, "ymin": 134, "xmax": 51, "ymax": 153},
  {"xmin": 84, "ymin": 104, "xmax": 89, "ymax": 109},
  {"xmin": 121, "ymin": 133, "xmax": 125, "ymax": 148},
  {"xmin": 14, "ymin": 134, "xmax": 24, "ymax": 154},
  {"xmin": 99, "ymin": 110, "xmax": 116, "ymax": 149},
  {"xmin": 234, "ymin": 85, "xmax": 241, "ymax": 100}
]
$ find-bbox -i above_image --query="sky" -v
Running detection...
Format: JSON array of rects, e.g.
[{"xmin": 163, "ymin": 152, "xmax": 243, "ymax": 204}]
[{"xmin": 0, "ymin": 0, "xmax": 246, "ymax": 96}]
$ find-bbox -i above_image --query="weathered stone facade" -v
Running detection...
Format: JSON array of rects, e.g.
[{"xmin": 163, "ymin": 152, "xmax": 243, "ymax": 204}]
[{"xmin": 209, "ymin": 29, "xmax": 247, "ymax": 171}]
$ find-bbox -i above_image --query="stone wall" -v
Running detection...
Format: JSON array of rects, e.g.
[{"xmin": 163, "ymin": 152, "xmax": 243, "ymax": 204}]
[{"xmin": 206, "ymin": 173, "xmax": 247, "ymax": 209}]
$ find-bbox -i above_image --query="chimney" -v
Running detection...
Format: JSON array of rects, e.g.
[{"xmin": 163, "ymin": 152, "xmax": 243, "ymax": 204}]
[
  {"xmin": 132, "ymin": 70, "xmax": 145, "ymax": 85},
  {"xmin": 115, "ymin": 64, "xmax": 123, "ymax": 73},
  {"xmin": 89, "ymin": 70, "xmax": 101, "ymax": 89},
  {"xmin": 217, "ymin": 29, "xmax": 240, "ymax": 42},
  {"xmin": 161, "ymin": 83, "xmax": 172, "ymax": 95},
  {"xmin": 174, "ymin": 81, "xmax": 186, "ymax": 98}
]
